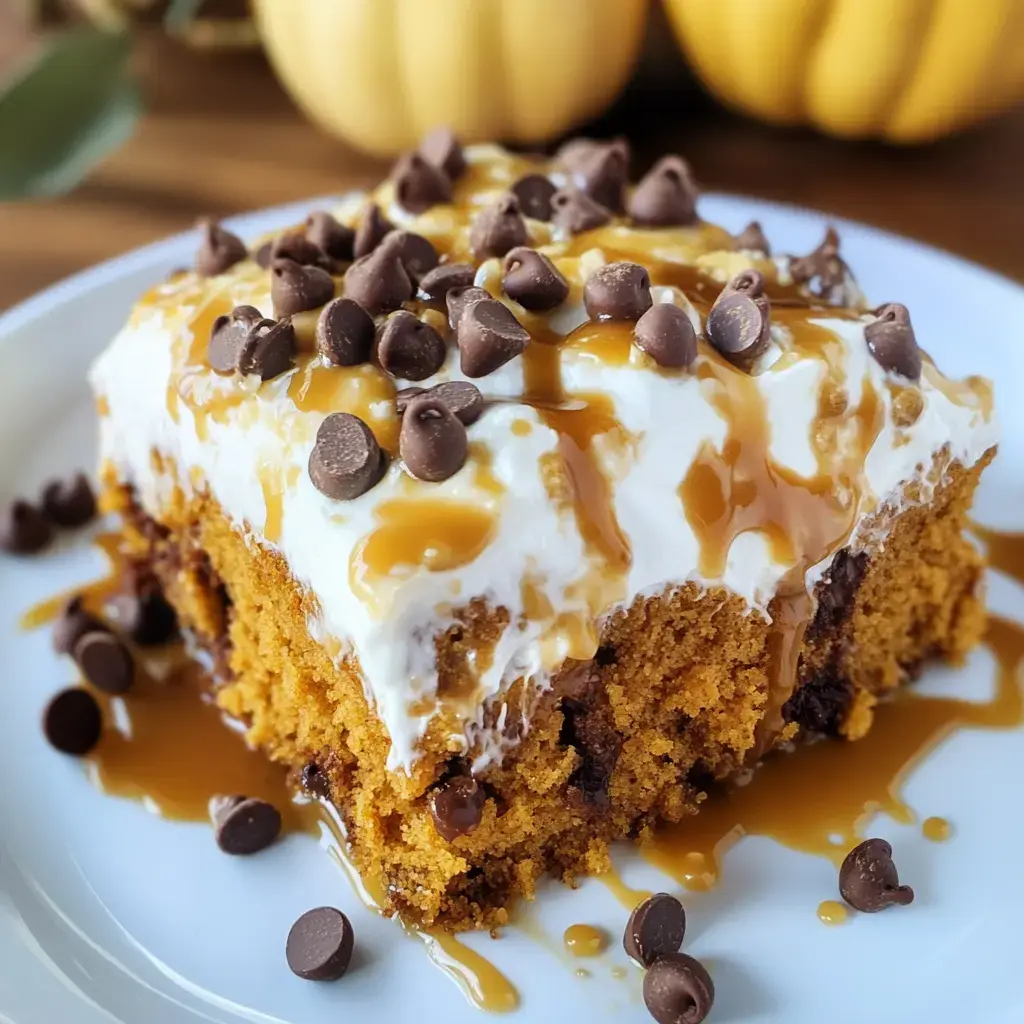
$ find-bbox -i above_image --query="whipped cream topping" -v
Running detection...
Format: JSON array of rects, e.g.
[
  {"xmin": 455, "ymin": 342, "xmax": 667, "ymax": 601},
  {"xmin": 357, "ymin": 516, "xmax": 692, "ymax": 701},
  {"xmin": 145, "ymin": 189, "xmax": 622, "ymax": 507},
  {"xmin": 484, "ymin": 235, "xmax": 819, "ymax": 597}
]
[{"xmin": 90, "ymin": 145, "xmax": 998, "ymax": 772}]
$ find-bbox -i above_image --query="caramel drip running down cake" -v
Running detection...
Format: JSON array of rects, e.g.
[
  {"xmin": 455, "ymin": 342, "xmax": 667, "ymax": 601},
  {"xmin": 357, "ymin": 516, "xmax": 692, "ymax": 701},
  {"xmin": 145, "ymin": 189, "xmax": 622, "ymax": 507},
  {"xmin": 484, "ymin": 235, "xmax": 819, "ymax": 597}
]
[{"xmin": 90, "ymin": 133, "xmax": 998, "ymax": 930}]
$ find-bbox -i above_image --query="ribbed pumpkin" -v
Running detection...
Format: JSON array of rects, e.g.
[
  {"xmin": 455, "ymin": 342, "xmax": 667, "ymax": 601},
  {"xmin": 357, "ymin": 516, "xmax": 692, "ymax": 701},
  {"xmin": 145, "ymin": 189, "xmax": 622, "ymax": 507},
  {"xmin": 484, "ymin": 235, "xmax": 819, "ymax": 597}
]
[
  {"xmin": 252, "ymin": 0, "xmax": 649, "ymax": 157},
  {"xmin": 662, "ymin": 0, "xmax": 1024, "ymax": 143}
]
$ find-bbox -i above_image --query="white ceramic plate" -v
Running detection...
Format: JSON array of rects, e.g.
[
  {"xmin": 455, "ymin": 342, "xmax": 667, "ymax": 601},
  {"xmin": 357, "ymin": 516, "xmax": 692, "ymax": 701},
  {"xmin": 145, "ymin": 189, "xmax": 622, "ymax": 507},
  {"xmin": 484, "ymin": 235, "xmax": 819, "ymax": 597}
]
[{"xmin": 2, "ymin": 196, "xmax": 1023, "ymax": 1024}]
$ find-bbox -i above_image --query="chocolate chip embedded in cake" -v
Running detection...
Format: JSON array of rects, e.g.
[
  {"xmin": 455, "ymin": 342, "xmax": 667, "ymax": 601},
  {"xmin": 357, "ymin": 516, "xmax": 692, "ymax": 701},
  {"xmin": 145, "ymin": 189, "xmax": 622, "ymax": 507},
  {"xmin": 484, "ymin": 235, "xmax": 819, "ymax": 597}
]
[{"xmin": 89, "ymin": 136, "xmax": 998, "ymax": 933}]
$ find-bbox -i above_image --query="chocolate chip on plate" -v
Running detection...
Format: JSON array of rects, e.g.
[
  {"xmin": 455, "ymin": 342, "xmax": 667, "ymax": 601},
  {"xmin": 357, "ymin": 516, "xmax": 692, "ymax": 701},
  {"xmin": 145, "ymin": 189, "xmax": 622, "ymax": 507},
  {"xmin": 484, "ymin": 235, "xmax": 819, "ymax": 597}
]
[
  {"xmin": 43, "ymin": 687, "xmax": 102, "ymax": 756},
  {"xmin": 41, "ymin": 472, "xmax": 96, "ymax": 528},
  {"xmin": 400, "ymin": 396, "xmax": 468, "ymax": 482},
  {"xmin": 427, "ymin": 380, "xmax": 484, "ymax": 425},
  {"xmin": 457, "ymin": 298, "xmax": 530, "ymax": 377},
  {"xmin": 378, "ymin": 311, "xmax": 447, "ymax": 381},
  {"xmin": 469, "ymin": 193, "xmax": 528, "ymax": 260},
  {"xmin": 114, "ymin": 577, "xmax": 178, "ymax": 646},
  {"xmin": 624, "ymin": 893, "xmax": 686, "ymax": 967},
  {"xmin": 510, "ymin": 173, "xmax": 557, "ymax": 221},
  {"xmin": 643, "ymin": 953, "xmax": 715, "ymax": 1024},
  {"xmin": 865, "ymin": 303, "xmax": 922, "ymax": 381},
  {"xmin": 237, "ymin": 317, "xmax": 297, "ymax": 381},
  {"xmin": 53, "ymin": 596, "xmax": 109, "ymax": 655},
  {"xmin": 1, "ymin": 499, "xmax": 53, "ymax": 555},
  {"xmin": 583, "ymin": 262, "xmax": 652, "ymax": 321},
  {"xmin": 419, "ymin": 126, "xmax": 466, "ymax": 181},
  {"xmin": 705, "ymin": 269, "xmax": 772, "ymax": 371},
  {"xmin": 789, "ymin": 226, "xmax": 849, "ymax": 304},
  {"xmin": 839, "ymin": 838, "xmax": 915, "ymax": 913},
  {"xmin": 430, "ymin": 775, "xmax": 485, "ymax": 841},
  {"xmin": 628, "ymin": 156, "xmax": 699, "ymax": 228},
  {"xmin": 344, "ymin": 242, "xmax": 413, "ymax": 315},
  {"xmin": 271, "ymin": 258, "xmax": 335, "ymax": 319},
  {"xmin": 286, "ymin": 907, "xmax": 355, "ymax": 982},
  {"xmin": 354, "ymin": 202, "xmax": 395, "ymax": 259},
  {"xmin": 420, "ymin": 262, "xmax": 476, "ymax": 303},
  {"xmin": 208, "ymin": 305, "xmax": 265, "ymax": 374},
  {"xmin": 392, "ymin": 151, "xmax": 453, "ymax": 215},
  {"xmin": 395, "ymin": 386, "xmax": 425, "ymax": 415},
  {"xmin": 446, "ymin": 285, "xmax": 490, "ymax": 331},
  {"xmin": 268, "ymin": 232, "xmax": 331, "ymax": 270},
  {"xmin": 550, "ymin": 187, "xmax": 612, "ymax": 236},
  {"xmin": 502, "ymin": 247, "xmax": 569, "ymax": 312},
  {"xmin": 316, "ymin": 298, "xmax": 375, "ymax": 367},
  {"xmin": 73, "ymin": 631, "xmax": 134, "ymax": 695},
  {"xmin": 195, "ymin": 218, "xmax": 247, "ymax": 277},
  {"xmin": 305, "ymin": 210, "xmax": 355, "ymax": 263},
  {"xmin": 383, "ymin": 229, "xmax": 439, "ymax": 284},
  {"xmin": 309, "ymin": 413, "xmax": 384, "ymax": 500},
  {"xmin": 634, "ymin": 304, "xmax": 697, "ymax": 369},
  {"xmin": 211, "ymin": 795, "xmax": 283, "ymax": 855},
  {"xmin": 735, "ymin": 220, "xmax": 770, "ymax": 255},
  {"xmin": 574, "ymin": 138, "xmax": 630, "ymax": 212}
]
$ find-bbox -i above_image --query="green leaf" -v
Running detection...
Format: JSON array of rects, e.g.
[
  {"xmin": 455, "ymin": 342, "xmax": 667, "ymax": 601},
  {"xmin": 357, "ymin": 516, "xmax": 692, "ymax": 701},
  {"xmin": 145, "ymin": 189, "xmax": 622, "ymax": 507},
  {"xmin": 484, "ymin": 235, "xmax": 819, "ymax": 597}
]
[
  {"xmin": 0, "ymin": 27, "xmax": 140, "ymax": 200},
  {"xmin": 164, "ymin": 0, "xmax": 204, "ymax": 33}
]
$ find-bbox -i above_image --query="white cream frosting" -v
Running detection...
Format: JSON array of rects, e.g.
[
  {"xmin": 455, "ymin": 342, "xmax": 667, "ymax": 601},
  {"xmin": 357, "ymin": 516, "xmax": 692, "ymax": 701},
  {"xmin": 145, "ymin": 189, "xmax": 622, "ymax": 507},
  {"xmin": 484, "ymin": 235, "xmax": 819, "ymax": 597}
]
[{"xmin": 89, "ymin": 146, "xmax": 999, "ymax": 772}]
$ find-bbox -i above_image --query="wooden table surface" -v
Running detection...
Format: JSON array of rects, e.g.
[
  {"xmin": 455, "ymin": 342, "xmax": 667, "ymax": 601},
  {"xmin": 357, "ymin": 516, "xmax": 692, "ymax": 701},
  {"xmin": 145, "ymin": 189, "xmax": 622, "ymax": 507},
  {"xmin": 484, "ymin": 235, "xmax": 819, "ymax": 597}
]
[{"xmin": 1, "ymin": 34, "xmax": 1022, "ymax": 312}]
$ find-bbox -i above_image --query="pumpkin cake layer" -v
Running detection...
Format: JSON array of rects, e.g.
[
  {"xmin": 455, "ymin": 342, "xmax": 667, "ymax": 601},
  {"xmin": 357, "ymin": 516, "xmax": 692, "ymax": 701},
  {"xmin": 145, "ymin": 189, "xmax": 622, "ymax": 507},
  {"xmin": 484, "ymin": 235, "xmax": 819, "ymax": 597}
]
[{"xmin": 90, "ymin": 140, "xmax": 998, "ymax": 929}]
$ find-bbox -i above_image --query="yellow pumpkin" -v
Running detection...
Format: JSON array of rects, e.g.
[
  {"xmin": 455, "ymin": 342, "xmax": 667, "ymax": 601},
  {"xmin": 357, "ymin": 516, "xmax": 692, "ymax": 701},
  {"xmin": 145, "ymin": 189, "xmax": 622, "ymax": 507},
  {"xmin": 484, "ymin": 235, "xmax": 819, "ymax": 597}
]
[
  {"xmin": 662, "ymin": 0, "xmax": 1024, "ymax": 143},
  {"xmin": 252, "ymin": 0, "xmax": 649, "ymax": 157}
]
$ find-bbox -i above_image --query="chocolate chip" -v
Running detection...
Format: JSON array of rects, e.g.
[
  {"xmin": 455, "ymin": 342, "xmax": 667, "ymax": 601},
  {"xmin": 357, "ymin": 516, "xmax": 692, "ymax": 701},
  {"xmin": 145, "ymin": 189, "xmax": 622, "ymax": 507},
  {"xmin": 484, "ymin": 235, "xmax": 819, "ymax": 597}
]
[
  {"xmin": 1, "ymin": 500, "xmax": 53, "ymax": 555},
  {"xmin": 624, "ymin": 893, "xmax": 686, "ymax": 967},
  {"xmin": 195, "ymin": 218, "xmax": 247, "ymax": 277},
  {"xmin": 628, "ymin": 156, "xmax": 698, "ymax": 227},
  {"xmin": 865, "ymin": 303, "xmax": 921, "ymax": 381},
  {"xmin": 510, "ymin": 173, "xmax": 557, "ymax": 221},
  {"xmin": 634, "ymin": 304, "xmax": 697, "ymax": 369},
  {"xmin": 643, "ymin": 953, "xmax": 715, "ymax": 1024},
  {"xmin": 783, "ymin": 666, "xmax": 852, "ymax": 736},
  {"xmin": 211, "ymin": 795, "xmax": 282, "ymax": 855},
  {"xmin": 420, "ymin": 262, "xmax": 476, "ymax": 302},
  {"xmin": 305, "ymin": 210, "xmax": 355, "ymax": 262},
  {"xmin": 268, "ymin": 232, "xmax": 331, "ymax": 270},
  {"xmin": 426, "ymin": 380, "xmax": 484, "ymax": 426},
  {"xmin": 378, "ymin": 311, "xmax": 447, "ymax": 381},
  {"xmin": 73, "ymin": 631, "xmax": 134, "ymax": 694},
  {"xmin": 300, "ymin": 761, "xmax": 331, "ymax": 799},
  {"xmin": 736, "ymin": 220, "xmax": 770, "ymax": 255},
  {"xmin": 253, "ymin": 241, "xmax": 273, "ymax": 269},
  {"xmin": 395, "ymin": 387, "xmax": 425, "ymax": 415},
  {"xmin": 789, "ymin": 226, "xmax": 849, "ymax": 304},
  {"xmin": 446, "ymin": 285, "xmax": 490, "ymax": 330},
  {"xmin": 502, "ymin": 247, "xmax": 569, "ymax": 312},
  {"xmin": 114, "ymin": 582, "xmax": 178, "ymax": 646},
  {"xmin": 583, "ymin": 262, "xmax": 652, "ymax": 321},
  {"xmin": 839, "ymin": 838, "xmax": 914, "ymax": 913},
  {"xmin": 271, "ymin": 259, "xmax": 335, "ymax": 319},
  {"xmin": 392, "ymin": 151, "xmax": 452, "ymax": 214},
  {"xmin": 705, "ymin": 269, "xmax": 772, "ymax": 371},
  {"xmin": 419, "ymin": 126, "xmax": 466, "ymax": 181},
  {"xmin": 382, "ymin": 229, "xmax": 438, "ymax": 283},
  {"xmin": 43, "ymin": 687, "xmax": 102, "ymax": 756},
  {"xmin": 53, "ymin": 596, "xmax": 108, "ymax": 655},
  {"xmin": 344, "ymin": 242, "xmax": 413, "ymax": 315},
  {"xmin": 208, "ymin": 305, "xmax": 265, "ymax": 374},
  {"xmin": 316, "ymin": 298, "xmax": 375, "ymax": 367},
  {"xmin": 574, "ymin": 138, "xmax": 629, "ymax": 213},
  {"xmin": 237, "ymin": 317, "xmax": 297, "ymax": 381},
  {"xmin": 430, "ymin": 774, "xmax": 485, "ymax": 841},
  {"xmin": 457, "ymin": 298, "xmax": 530, "ymax": 377},
  {"xmin": 41, "ymin": 473, "xmax": 96, "ymax": 528},
  {"xmin": 469, "ymin": 193, "xmax": 528, "ymax": 260},
  {"xmin": 400, "ymin": 396, "xmax": 468, "ymax": 482},
  {"xmin": 286, "ymin": 907, "xmax": 354, "ymax": 982},
  {"xmin": 353, "ymin": 203, "xmax": 394, "ymax": 259},
  {"xmin": 308, "ymin": 413, "xmax": 384, "ymax": 500},
  {"xmin": 550, "ymin": 187, "xmax": 612, "ymax": 235}
]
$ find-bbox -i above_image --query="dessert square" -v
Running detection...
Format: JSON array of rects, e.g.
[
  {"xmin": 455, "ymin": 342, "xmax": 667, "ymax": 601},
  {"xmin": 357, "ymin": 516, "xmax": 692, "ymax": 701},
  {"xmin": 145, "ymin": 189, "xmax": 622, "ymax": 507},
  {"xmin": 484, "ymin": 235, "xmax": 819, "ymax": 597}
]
[{"xmin": 90, "ymin": 137, "xmax": 997, "ymax": 930}]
